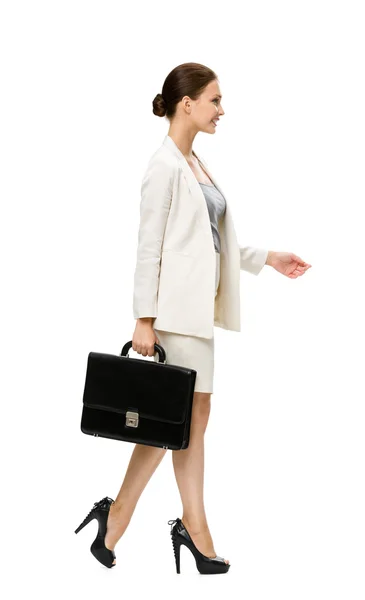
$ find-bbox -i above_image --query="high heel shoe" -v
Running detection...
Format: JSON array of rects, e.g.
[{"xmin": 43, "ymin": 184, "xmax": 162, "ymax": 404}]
[
  {"xmin": 167, "ymin": 518, "xmax": 231, "ymax": 575},
  {"xmin": 74, "ymin": 496, "xmax": 116, "ymax": 568}
]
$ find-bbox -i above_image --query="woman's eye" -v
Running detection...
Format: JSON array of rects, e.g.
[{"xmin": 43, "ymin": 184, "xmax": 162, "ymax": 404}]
[{"xmin": 213, "ymin": 98, "xmax": 219, "ymax": 104}]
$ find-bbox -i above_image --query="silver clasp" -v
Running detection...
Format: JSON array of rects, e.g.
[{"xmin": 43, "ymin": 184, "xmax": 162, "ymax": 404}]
[{"xmin": 125, "ymin": 410, "xmax": 139, "ymax": 428}]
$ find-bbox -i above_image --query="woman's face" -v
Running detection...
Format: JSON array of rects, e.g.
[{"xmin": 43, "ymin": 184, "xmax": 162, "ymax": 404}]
[{"xmin": 188, "ymin": 79, "xmax": 225, "ymax": 134}]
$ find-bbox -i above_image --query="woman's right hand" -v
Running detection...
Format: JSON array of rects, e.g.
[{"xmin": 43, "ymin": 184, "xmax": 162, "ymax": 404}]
[{"xmin": 132, "ymin": 318, "xmax": 160, "ymax": 357}]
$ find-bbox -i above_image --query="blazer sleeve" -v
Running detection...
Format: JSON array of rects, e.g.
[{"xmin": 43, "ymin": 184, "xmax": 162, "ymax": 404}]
[
  {"xmin": 239, "ymin": 245, "xmax": 269, "ymax": 275},
  {"xmin": 133, "ymin": 158, "xmax": 174, "ymax": 319}
]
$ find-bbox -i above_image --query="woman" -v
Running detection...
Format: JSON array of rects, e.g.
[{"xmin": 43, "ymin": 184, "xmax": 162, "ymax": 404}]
[{"xmin": 75, "ymin": 62, "xmax": 312, "ymax": 574}]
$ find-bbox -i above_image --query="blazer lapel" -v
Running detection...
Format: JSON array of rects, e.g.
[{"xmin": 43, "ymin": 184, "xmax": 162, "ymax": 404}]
[
  {"xmin": 162, "ymin": 135, "xmax": 238, "ymax": 255},
  {"xmin": 162, "ymin": 135, "xmax": 215, "ymax": 249}
]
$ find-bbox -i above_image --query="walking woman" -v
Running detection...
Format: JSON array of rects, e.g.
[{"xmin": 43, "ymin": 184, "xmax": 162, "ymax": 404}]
[{"xmin": 75, "ymin": 62, "xmax": 312, "ymax": 574}]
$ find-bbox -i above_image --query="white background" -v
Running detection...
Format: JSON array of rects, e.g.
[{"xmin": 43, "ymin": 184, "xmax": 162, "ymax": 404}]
[{"xmin": 1, "ymin": 1, "xmax": 364, "ymax": 598}]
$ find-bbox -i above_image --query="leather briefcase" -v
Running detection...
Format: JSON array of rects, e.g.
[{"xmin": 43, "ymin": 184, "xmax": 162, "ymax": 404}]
[{"xmin": 80, "ymin": 341, "xmax": 197, "ymax": 450}]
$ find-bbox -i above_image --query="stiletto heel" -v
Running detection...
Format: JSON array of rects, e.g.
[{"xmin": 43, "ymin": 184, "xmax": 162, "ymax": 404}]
[
  {"xmin": 167, "ymin": 518, "xmax": 231, "ymax": 575},
  {"xmin": 74, "ymin": 496, "xmax": 116, "ymax": 568},
  {"xmin": 171, "ymin": 532, "xmax": 182, "ymax": 574}
]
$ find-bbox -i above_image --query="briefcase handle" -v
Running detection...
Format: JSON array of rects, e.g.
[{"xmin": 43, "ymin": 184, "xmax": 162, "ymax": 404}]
[{"xmin": 120, "ymin": 341, "xmax": 167, "ymax": 363}]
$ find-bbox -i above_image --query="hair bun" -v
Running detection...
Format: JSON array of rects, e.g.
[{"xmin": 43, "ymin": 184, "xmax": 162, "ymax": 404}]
[{"xmin": 153, "ymin": 93, "xmax": 167, "ymax": 117}]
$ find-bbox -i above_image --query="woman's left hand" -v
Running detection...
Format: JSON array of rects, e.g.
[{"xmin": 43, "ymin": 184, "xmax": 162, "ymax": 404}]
[{"xmin": 267, "ymin": 251, "xmax": 312, "ymax": 278}]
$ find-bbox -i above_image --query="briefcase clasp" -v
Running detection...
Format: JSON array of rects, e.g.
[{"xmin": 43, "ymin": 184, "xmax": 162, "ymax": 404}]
[{"xmin": 126, "ymin": 410, "xmax": 139, "ymax": 428}]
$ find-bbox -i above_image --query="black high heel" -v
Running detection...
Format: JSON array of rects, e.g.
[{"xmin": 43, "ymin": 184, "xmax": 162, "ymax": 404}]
[
  {"xmin": 167, "ymin": 518, "xmax": 231, "ymax": 575},
  {"xmin": 74, "ymin": 496, "xmax": 116, "ymax": 568}
]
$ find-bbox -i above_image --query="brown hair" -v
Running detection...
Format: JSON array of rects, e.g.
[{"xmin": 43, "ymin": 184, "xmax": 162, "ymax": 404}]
[{"xmin": 152, "ymin": 62, "xmax": 218, "ymax": 120}]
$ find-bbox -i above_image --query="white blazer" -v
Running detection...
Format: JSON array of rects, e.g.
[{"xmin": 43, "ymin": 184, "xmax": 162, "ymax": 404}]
[{"xmin": 133, "ymin": 134, "xmax": 268, "ymax": 339}]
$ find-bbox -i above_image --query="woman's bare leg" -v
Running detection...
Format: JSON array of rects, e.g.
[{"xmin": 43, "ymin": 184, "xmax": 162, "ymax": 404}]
[
  {"xmin": 171, "ymin": 391, "xmax": 229, "ymax": 565},
  {"xmin": 105, "ymin": 444, "xmax": 168, "ymax": 563}
]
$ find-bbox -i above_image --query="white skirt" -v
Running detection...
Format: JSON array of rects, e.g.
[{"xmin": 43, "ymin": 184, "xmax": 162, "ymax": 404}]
[{"xmin": 153, "ymin": 252, "xmax": 221, "ymax": 394}]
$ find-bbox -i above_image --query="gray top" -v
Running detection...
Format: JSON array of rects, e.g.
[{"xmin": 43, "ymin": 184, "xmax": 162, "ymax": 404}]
[{"xmin": 199, "ymin": 183, "xmax": 226, "ymax": 254}]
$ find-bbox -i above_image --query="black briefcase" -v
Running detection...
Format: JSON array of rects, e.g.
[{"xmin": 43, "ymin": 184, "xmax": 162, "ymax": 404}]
[{"xmin": 80, "ymin": 341, "xmax": 197, "ymax": 450}]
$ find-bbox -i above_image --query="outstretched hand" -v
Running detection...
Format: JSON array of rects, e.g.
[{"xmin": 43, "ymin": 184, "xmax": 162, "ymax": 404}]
[{"xmin": 267, "ymin": 251, "xmax": 312, "ymax": 278}]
